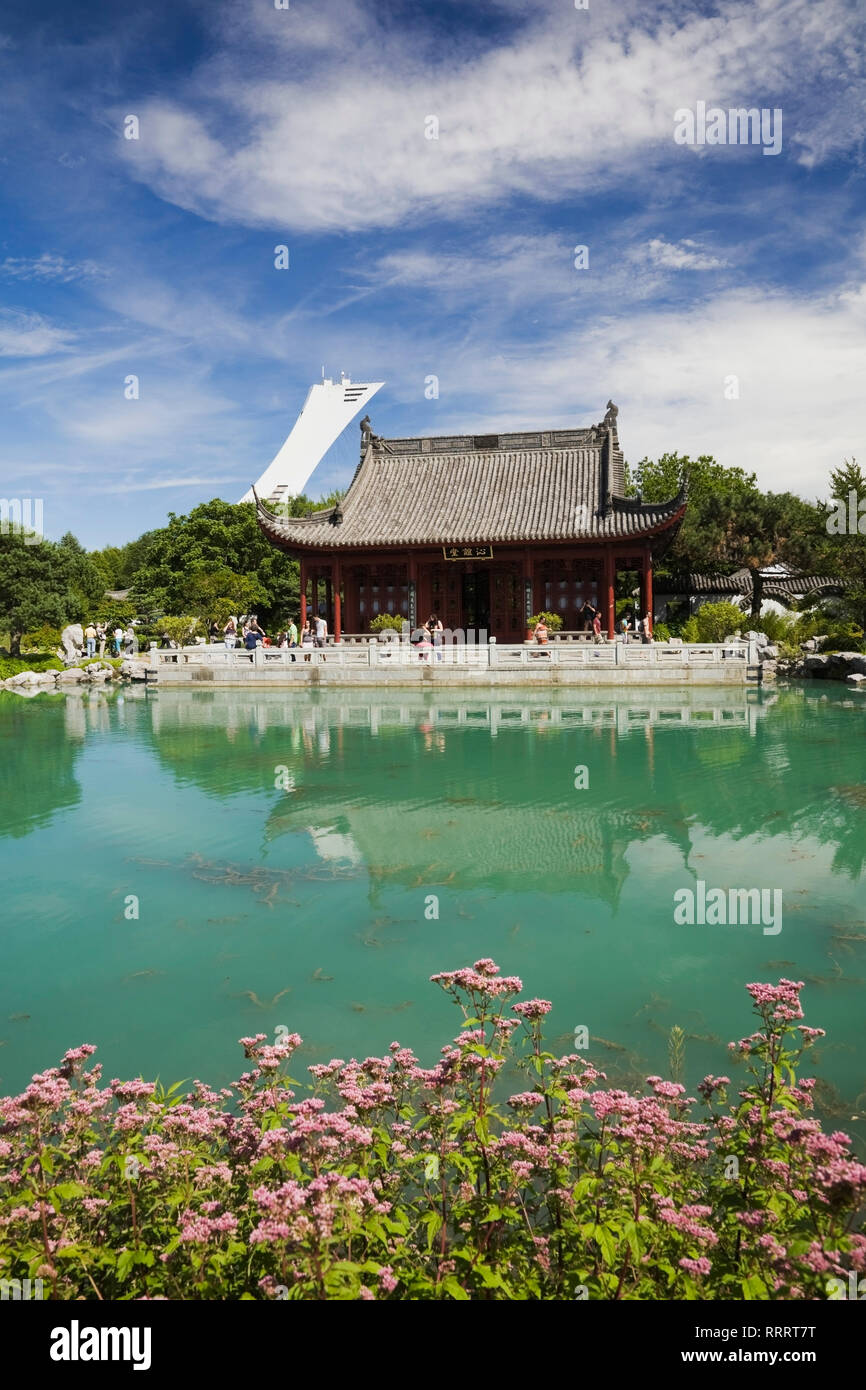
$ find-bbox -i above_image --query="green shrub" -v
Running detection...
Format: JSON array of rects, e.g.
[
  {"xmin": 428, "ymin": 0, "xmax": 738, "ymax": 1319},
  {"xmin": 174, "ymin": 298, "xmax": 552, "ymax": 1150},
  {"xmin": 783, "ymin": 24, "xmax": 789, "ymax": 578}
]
[
  {"xmin": 21, "ymin": 624, "xmax": 63, "ymax": 652},
  {"xmin": 528, "ymin": 611, "xmax": 563, "ymax": 631},
  {"xmin": 686, "ymin": 602, "xmax": 745, "ymax": 643},
  {"xmin": 368, "ymin": 613, "xmax": 406, "ymax": 633},
  {"xmin": 158, "ymin": 615, "xmax": 203, "ymax": 646},
  {"xmin": 748, "ymin": 610, "xmax": 798, "ymax": 644},
  {"xmin": 0, "ymin": 654, "xmax": 63, "ymax": 680},
  {"xmin": 819, "ymin": 621, "xmax": 864, "ymax": 653},
  {"xmin": 652, "ymin": 622, "xmax": 671, "ymax": 642}
]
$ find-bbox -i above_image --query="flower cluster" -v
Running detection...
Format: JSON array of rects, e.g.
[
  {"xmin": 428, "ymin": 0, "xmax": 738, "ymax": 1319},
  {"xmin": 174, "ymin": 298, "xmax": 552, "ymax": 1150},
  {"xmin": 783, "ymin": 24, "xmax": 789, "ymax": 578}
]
[{"xmin": 0, "ymin": 966, "xmax": 862, "ymax": 1302}]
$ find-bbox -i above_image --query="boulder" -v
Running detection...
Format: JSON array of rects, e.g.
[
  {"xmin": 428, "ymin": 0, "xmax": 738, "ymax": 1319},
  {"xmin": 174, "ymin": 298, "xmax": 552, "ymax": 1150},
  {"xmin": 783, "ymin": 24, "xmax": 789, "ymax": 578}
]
[
  {"xmin": 759, "ymin": 645, "xmax": 779, "ymax": 661},
  {"xmin": 56, "ymin": 667, "xmax": 86, "ymax": 683},
  {"xmin": 800, "ymin": 638, "xmax": 818, "ymax": 653},
  {"xmin": 846, "ymin": 673, "xmax": 866, "ymax": 687},
  {"xmin": 57, "ymin": 623, "xmax": 84, "ymax": 663},
  {"xmin": 120, "ymin": 659, "xmax": 150, "ymax": 681},
  {"xmin": 746, "ymin": 629, "xmax": 769, "ymax": 648}
]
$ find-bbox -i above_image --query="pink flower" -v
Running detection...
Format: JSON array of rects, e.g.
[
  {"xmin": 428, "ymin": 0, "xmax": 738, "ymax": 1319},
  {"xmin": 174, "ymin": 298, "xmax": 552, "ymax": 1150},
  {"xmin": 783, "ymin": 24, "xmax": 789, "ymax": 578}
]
[
  {"xmin": 512, "ymin": 999, "xmax": 552, "ymax": 1021},
  {"xmin": 378, "ymin": 1265, "xmax": 398, "ymax": 1294},
  {"xmin": 679, "ymin": 1257, "xmax": 711, "ymax": 1277},
  {"xmin": 507, "ymin": 1092, "xmax": 545, "ymax": 1110}
]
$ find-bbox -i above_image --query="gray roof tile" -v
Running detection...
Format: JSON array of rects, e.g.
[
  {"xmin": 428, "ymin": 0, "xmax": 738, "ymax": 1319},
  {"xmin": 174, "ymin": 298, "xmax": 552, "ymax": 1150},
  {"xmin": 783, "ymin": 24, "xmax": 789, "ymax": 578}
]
[{"xmin": 255, "ymin": 426, "xmax": 686, "ymax": 551}]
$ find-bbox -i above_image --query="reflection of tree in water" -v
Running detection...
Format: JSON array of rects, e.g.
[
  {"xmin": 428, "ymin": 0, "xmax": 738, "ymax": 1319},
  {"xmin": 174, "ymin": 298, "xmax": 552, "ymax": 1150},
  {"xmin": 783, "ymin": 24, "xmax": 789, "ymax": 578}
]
[
  {"xmin": 145, "ymin": 689, "xmax": 866, "ymax": 894},
  {"xmin": 0, "ymin": 695, "xmax": 82, "ymax": 838},
  {"xmin": 652, "ymin": 689, "xmax": 866, "ymax": 882}
]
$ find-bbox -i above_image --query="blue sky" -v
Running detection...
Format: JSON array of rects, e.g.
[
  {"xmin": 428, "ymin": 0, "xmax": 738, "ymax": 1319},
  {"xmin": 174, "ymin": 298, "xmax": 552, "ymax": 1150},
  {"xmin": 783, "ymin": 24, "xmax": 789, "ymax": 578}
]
[{"xmin": 0, "ymin": 0, "xmax": 864, "ymax": 548}]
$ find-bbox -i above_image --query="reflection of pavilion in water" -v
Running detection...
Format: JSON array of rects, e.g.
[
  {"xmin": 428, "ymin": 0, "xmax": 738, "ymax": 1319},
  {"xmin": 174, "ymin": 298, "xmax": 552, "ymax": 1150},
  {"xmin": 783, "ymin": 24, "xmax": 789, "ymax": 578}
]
[
  {"xmin": 241, "ymin": 695, "xmax": 776, "ymax": 909},
  {"xmin": 149, "ymin": 688, "xmax": 775, "ymax": 741}
]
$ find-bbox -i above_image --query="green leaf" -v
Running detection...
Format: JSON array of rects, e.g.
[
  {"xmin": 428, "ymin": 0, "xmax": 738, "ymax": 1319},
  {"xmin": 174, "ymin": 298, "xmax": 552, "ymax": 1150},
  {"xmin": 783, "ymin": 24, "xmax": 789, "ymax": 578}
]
[
  {"xmin": 442, "ymin": 1276, "xmax": 470, "ymax": 1301},
  {"xmin": 53, "ymin": 1181, "xmax": 86, "ymax": 1201}
]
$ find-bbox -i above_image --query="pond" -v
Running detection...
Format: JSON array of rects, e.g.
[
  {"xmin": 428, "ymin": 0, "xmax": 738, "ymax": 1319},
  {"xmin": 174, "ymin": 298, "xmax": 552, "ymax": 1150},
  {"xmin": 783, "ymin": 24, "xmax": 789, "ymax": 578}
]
[{"xmin": 1, "ymin": 683, "xmax": 864, "ymax": 1140}]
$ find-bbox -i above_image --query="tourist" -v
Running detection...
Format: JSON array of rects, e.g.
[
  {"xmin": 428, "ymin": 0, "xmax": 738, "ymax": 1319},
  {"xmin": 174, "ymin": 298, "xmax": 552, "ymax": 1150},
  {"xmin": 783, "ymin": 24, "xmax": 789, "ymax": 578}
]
[
  {"xmin": 416, "ymin": 625, "xmax": 432, "ymax": 661},
  {"xmin": 592, "ymin": 611, "xmax": 603, "ymax": 643},
  {"xmin": 224, "ymin": 616, "xmax": 237, "ymax": 649},
  {"xmin": 301, "ymin": 619, "xmax": 314, "ymax": 661},
  {"xmin": 579, "ymin": 599, "xmax": 595, "ymax": 632},
  {"xmin": 84, "ymin": 622, "xmax": 97, "ymax": 658},
  {"xmin": 533, "ymin": 617, "xmax": 548, "ymax": 645},
  {"xmin": 287, "ymin": 618, "xmax": 298, "ymax": 649},
  {"xmin": 96, "ymin": 622, "xmax": 107, "ymax": 658},
  {"xmin": 244, "ymin": 617, "xmax": 265, "ymax": 650},
  {"xmin": 112, "ymin": 624, "xmax": 124, "ymax": 656},
  {"xmin": 314, "ymin": 613, "xmax": 328, "ymax": 648},
  {"xmin": 426, "ymin": 613, "xmax": 444, "ymax": 661},
  {"xmin": 208, "ymin": 620, "xmax": 221, "ymax": 644},
  {"xmin": 123, "ymin": 625, "xmax": 136, "ymax": 654}
]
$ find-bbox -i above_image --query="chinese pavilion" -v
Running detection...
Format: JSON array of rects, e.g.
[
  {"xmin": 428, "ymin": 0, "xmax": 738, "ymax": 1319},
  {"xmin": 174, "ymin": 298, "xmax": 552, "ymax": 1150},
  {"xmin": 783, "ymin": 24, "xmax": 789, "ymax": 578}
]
[{"xmin": 254, "ymin": 402, "xmax": 687, "ymax": 642}]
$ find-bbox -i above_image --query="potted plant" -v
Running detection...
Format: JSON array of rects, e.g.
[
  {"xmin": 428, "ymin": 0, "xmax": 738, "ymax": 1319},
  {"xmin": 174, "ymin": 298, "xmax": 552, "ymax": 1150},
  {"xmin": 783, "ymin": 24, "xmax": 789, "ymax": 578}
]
[{"xmin": 527, "ymin": 611, "xmax": 563, "ymax": 642}]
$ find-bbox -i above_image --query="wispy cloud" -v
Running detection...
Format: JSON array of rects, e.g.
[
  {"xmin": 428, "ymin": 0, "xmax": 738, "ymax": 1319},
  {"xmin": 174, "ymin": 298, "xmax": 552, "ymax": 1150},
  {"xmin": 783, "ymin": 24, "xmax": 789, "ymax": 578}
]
[
  {"xmin": 641, "ymin": 238, "xmax": 727, "ymax": 271},
  {"xmin": 0, "ymin": 309, "xmax": 74, "ymax": 357},
  {"xmin": 119, "ymin": 0, "xmax": 866, "ymax": 234},
  {"xmin": 0, "ymin": 253, "xmax": 104, "ymax": 283},
  {"xmin": 102, "ymin": 475, "xmax": 241, "ymax": 493}
]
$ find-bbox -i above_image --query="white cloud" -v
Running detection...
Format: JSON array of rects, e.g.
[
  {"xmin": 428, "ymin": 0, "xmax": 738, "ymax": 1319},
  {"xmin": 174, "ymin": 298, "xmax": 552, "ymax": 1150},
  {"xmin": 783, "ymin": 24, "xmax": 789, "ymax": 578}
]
[
  {"xmin": 119, "ymin": 0, "xmax": 865, "ymax": 233},
  {"xmin": 394, "ymin": 279, "xmax": 866, "ymax": 499},
  {"xmin": 642, "ymin": 238, "xmax": 727, "ymax": 271},
  {"xmin": 0, "ymin": 309, "xmax": 74, "ymax": 357},
  {"xmin": 102, "ymin": 475, "xmax": 241, "ymax": 493},
  {"xmin": 0, "ymin": 253, "xmax": 104, "ymax": 283}
]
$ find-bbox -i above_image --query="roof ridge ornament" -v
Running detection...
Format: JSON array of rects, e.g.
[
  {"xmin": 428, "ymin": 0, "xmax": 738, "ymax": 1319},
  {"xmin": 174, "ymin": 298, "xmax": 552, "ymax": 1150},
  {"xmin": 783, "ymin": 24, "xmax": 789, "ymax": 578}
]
[
  {"xmin": 360, "ymin": 413, "xmax": 384, "ymax": 454},
  {"xmin": 603, "ymin": 400, "xmax": 618, "ymax": 432}
]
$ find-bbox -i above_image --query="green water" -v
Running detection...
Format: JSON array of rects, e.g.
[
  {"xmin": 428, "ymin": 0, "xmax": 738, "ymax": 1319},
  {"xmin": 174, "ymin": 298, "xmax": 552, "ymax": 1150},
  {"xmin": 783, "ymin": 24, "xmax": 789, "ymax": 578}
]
[{"xmin": 1, "ymin": 684, "xmax": 864, "ymax": 1138}]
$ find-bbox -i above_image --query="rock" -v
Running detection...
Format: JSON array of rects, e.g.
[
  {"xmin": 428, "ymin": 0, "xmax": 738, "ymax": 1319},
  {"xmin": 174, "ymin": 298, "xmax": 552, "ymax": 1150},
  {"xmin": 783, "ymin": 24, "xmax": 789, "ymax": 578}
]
[
  {"xmin": 56, "ymin": 667, "xmax": 86, "ymax": 683},
  {"xmin": 846, "ymin": 673, "xmax": 866, "ymax": 686},
  {"xmin": 120, "ymin": 659, "xmax": 149, "ymax": 681},
  {"xmin": 746, "ymin": 630, "xmax": 769, "ymax": 648},
  {"xmin": 800, "ymin": 638, "xmax": 818, "ymax": 653},
  {"xmin": 759, "ymin": 645, "xmax": 778, "ymax": 661},
  {"xmin": 58, "ymin": 623, "xmax": 84, "ymax": 663},
  {"xmin": 86, "ymin": 667, "xmax": 113, "ymax": 681}
]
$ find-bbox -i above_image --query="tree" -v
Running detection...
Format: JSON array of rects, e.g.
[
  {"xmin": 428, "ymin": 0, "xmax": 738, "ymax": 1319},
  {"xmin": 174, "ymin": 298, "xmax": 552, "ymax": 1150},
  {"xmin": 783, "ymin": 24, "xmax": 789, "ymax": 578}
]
[
  {"xmin": 701, "ymin": 490, "xmax": 826, "ymax": 617},
  {"xmin": 126, "ymin": 499, "xmax": 300, "ymax": 628},
  {"xmin": 629, "ymin": 454, "xmax": 827, "ymax": 614},
  {"xmin": 627, "ymin": 454, "xmax": 762, "ymax": 574},
  {"xmin": 821, "ymin": 458, "xmax": 866, "ymax": 627},
  {"xmin": 0, "ymin": 532, "xmax": 78, "ymax": 655},
  {"xmin": 57, "ymin": 532, "xmax": 106, "ymax": 614}
]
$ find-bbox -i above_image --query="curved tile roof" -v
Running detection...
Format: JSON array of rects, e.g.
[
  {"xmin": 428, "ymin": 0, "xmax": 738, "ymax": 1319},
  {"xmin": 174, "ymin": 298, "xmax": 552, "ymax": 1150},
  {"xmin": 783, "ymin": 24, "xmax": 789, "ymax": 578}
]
[{"xmin": 254, "ymin": 423, "xmax": 686, "ymax": 552}]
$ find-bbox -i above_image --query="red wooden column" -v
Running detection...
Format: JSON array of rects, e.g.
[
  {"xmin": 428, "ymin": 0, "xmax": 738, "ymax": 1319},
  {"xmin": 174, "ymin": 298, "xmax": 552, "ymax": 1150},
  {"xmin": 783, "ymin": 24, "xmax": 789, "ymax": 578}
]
[
  {"xmin": 333, "ymin": 557, "xmax": 342, "ymax": 642},
  {"xmin": 325, "ymin": 574, "xmax": 333, "ymax": 631},
  {"xmin": 299, "ymin": 557, "xmax": 307, "ymax": 629},
  {"xmin": 644, "ymin": 547, "xmax": 654, "ymax": 635},
  {"xmin": 604, "ymin": 547, "xmax": 616, "ymax": 638}
]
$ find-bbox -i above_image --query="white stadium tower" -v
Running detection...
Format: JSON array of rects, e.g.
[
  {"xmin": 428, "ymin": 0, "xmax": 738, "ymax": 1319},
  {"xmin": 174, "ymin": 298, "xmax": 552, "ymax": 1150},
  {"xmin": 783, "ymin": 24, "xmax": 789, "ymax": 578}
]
[{"xmin": 240, "ymin": 374, "xmax": 384, "ymax": 506}]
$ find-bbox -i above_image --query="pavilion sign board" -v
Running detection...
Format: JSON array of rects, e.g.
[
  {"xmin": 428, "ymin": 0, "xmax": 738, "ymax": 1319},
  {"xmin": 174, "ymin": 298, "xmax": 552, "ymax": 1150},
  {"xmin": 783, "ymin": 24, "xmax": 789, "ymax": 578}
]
[{"xmin": 443, "ymin": 545, "xmax": 494, "ymax": 560}]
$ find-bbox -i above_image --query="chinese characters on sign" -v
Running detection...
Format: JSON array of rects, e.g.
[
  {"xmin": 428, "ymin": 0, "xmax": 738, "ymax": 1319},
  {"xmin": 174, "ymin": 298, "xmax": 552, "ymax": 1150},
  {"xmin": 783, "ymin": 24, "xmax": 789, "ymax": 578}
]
[{"xmin": 443, "ymin": 545, "xmax": 494, "ymax": 560}]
